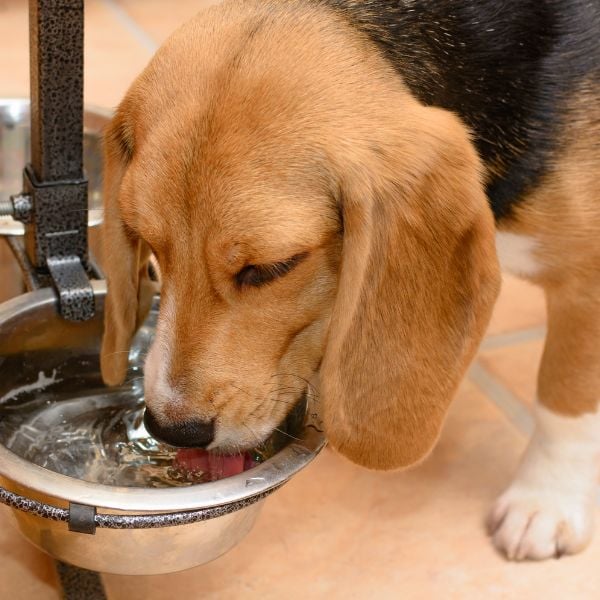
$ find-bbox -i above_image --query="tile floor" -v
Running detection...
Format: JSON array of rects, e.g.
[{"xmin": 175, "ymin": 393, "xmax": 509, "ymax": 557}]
[{"xmin": 1, "ymin": 0, "xmax": 599, "ymax": 597}]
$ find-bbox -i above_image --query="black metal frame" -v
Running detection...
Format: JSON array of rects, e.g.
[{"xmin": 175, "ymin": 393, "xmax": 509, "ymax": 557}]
[
  {"xmin": 55, "ymin": 563, "xmax": 107, "ymax": 600},
  {"xmin": 9, "ymin": 0, "xmax": 95, "ymax": 322},
  {"xmin": 5, "ymin": 1, "xmax": 102, "ymax": 596}
]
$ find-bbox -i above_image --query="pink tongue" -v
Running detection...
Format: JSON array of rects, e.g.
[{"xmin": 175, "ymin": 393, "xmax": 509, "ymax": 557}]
[{"xmin": 175, "ymin": 449, "xmax": 248, "ymax": 480}]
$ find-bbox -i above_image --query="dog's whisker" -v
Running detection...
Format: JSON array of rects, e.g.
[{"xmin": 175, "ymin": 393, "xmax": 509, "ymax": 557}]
[
  {"xmin": 242, "ymin": 423, "xmax": 262, "ymax": 446},
  {"xmin": 269, "ymin": 380, "xmax": 320, "ymax": 405},
  {"xmin": 229, "ymin": 384, "xmax": 255, "ymax": 400},
  {"xmin": 269, "ymin": 398, "xmax": 300, "ymax": 406},
  {"xmin": 268, "ymin": 386, "xmax": 304, "ymax": 395},
  {"xmin": 273, "ymin": 427, "xmax": 303, "ymax": 442},
  {"xmin": 268, "ymin": 389, "xmax": 307, "ymax": 402},
  {"xmin": 270, "ymin": 373, "xmax": 319, "ymax": 396}
]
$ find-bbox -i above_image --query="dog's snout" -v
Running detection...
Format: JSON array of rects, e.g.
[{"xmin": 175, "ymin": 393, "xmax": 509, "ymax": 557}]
[{"xmin": 143, "ymin": 409, "xmax": 215, "ymax": 448}]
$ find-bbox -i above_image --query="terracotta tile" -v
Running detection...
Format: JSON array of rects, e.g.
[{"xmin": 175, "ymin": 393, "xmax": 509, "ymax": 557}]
[
  {"xmin": 102, "ymin": 381, "xmax": 600, "ymax": 599},
  {"xmin": 0, "ymin": 0, "xmax": 151, "ymax": 109},
  {"xmin": 0, "ymin": 507, "xmax": 60, "ymax": 599},
  {"xmin": 0, "ymin": 0, "xmax": 30, "ymax": 98},
  {"xmin": 479, "ymin": 339, "xmax": 544, "ymax": 406},
  {"xmin": 1, "ymin": 348, "xmax": 598, "ymax": 597},
  {"xmin": 84, "ymin": 0, "xmax": 154, "ymax": 108},
  {"xmin": 487, "ymin": 273, "xmax": 546, "ymax": 336},
  {"xmin": 116, "ymin": 0, "xmax": 222, "ymax": 46}
]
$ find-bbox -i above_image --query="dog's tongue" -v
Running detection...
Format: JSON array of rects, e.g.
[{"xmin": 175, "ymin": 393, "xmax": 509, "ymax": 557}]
[{"xmin": 175, "ymin": 448, "xmax": 255, "ymax": 481}]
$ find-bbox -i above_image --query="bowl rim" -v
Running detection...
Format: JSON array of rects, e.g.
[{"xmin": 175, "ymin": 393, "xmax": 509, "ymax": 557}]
[{"xmin": 0, "ymin": 282, "xmax": 326, "ymax": 512}]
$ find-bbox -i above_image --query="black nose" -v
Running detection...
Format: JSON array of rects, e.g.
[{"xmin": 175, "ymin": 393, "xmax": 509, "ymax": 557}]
[{"xmin": 143, "ymin": 409, "xmax": 215, "ymax": 448}]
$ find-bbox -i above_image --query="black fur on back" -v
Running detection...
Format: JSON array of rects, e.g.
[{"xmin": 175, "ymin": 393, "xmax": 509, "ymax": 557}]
[{"xmin": 319, "ymin": 0, "xmax": 600, "ymax": 219}]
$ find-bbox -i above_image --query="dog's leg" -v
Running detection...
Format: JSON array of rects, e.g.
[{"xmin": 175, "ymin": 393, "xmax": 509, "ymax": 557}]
[{"xmin": 488, "ymin": 282, "xmax": 600, "ymax": 560}]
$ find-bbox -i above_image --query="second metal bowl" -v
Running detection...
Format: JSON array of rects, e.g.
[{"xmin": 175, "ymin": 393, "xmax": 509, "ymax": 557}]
[{"xmin": 0, "ymin": 98, "xmax": 109, "ymax": 235}]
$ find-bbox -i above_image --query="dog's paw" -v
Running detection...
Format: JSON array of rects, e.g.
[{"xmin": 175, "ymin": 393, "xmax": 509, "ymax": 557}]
[{"xmin": 487, "ymin": 484, "xmax": 594, "ymax": 561}]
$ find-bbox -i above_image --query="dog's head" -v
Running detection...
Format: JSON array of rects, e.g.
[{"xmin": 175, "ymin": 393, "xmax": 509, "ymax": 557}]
[{"xmin": 100, "ymin": 4, "xmax": 500, "ymax": 469}]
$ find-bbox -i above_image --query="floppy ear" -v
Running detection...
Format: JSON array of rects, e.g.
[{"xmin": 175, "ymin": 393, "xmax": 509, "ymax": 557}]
[
  {"xmin": 321, "ymin": 107, "xmax": 500, "ymax": 470},
  {"xmin": 100, "ymin": 113, "xmax": 157, "ymax": 386}
]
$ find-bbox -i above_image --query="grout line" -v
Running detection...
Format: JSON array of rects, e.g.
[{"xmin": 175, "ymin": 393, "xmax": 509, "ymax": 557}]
[
  {"xmin": 468, "ymin": 362, "xmax": 534, "ymax": 436},
  {"xmin": 470, "ymin": 363, "xmax": 600, "ymax": 508},
  {"xmin": 480, "ymin": 326, "xmax": 546, "ymax": 351},
  {"xmin": 100, "ymin": 0, "xmax": 159, "ymax": 54}
]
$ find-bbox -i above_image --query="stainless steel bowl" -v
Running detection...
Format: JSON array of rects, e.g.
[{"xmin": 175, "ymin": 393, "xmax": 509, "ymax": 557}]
[
  {"xmin": 0, "ymin": 283, "xmax": 325, "ymax": 574},
  {"xmin": 0, "ymin": 98, "xmax": 109, "ymax": 234}
]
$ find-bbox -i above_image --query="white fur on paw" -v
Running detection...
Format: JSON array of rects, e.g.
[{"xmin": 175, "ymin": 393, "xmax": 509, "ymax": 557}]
[{"xmin": 487, "ymin": 484, "xmax": 594, "ymax": 561}]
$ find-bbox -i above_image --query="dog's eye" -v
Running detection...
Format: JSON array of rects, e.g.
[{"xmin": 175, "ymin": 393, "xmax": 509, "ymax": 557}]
[{"xmin": 235, "ymin": 252, "xmax": 308, "ymax": 288}]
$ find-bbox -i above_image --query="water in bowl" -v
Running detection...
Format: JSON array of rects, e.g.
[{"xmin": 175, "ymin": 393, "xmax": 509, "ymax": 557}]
[
  {"xmin": 0, "ymin": 376, "xmax": 299, "ymax": 488},
  {"xmin": 0, "ymin": 299, "xmax": 307, "ymax": 489}
]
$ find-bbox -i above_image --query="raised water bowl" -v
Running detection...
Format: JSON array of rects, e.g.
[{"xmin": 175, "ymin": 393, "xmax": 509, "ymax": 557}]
[{"xmin": 0, "ymin": 283, "xmax": 325, "ymax": 574}]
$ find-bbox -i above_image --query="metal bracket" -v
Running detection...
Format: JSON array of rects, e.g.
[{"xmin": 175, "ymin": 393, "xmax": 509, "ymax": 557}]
[
  {"xmin": 47, "ymin": 257, "xmax": 95, "ymax": 321},
  {"xmin": 68, "ymin": 502, "xmax": 97, "ymax": 535},
  {"xmin": 16, "ymin": 166, "xmax": 95, "ymax": 321},
  {"xmin": 3, "ymin": 0, "xmax": 96, "ymax": 321},
  {"xmin": 22, "ymin": 166, "xmax": 88, "ymax": 267}
]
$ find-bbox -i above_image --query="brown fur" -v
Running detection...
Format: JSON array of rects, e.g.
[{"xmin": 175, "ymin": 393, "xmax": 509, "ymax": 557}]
[
  {"xmin": 100, "ymin": 114, "xmax": 157, "ymax": 386},
  {"xmin": 498, "ymin": 77, "xmax": 600, "ymax": 417},
  {"xmin": 101, "ymin": 0, "xmax": 503, "ymax": 468}
]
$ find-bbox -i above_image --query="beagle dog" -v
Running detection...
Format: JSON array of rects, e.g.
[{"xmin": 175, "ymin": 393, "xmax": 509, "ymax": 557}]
[{"xmin": 100, "ymin": 0, "xmax": 600, "ymax": 561}]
